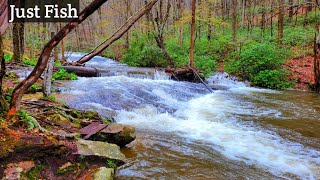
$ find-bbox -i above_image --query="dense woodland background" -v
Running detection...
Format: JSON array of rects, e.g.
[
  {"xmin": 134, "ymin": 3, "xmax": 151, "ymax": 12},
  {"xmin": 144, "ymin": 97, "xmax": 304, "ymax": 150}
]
[
  {"xmin": 0, "ymin": 1, "xmax": 320, "ymax": 178},
  {"xmin": 0, "ymin": 0, "xmax": 320, "ymax": 115}
]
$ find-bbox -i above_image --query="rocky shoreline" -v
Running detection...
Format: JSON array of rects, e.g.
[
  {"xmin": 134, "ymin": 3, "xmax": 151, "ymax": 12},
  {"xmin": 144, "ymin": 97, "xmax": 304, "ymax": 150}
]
[{"xmin": 0, "ymin": 68, "xmax": 136, "ymax": 179}]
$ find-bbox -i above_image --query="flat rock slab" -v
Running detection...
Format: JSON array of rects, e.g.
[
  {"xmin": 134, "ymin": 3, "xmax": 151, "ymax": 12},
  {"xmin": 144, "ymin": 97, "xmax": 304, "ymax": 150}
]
[
  {"xmin": 101, "ymin": 123, "xmax": 124, "ymax": 134},
  {"xmin": 79, "ymin": 122, "xmax": 108, "ymax": 139},
  {"xmin": 75, "ymin": 139, "xmax": 126, "ymax": 163}
]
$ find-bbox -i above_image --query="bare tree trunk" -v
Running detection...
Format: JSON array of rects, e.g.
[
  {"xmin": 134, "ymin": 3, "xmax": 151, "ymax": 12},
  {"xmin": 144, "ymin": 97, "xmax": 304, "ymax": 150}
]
[
  {"xmin": 151, "ymin": 0, "xmax": 174, "ymax": 66},
  {"xmin": 241, "ymin": 0, "xmax": 246, "ymax": 28},
  {"xmin": 75, "ymin": 0, "xmax": 159, "ymax": 64},
  {"xmin": 190, "ymin": 0, "xmax": 196, "ymax": 68},
  {"xmin": 232, "ymin": 0, "xmax": 238, "ymax": 48},
  {"xmin": 59, "ymin": 23, "xmax": 67, "ymax": 63},
  {"xmin": 178, "ymin": 0, "xmax": 184, "ymax": 46},
  {"xmin": 145, "ymin": 0, "xmax": 152, "ymax": 34},
  {"xmin": 0, "ymin": 34, "xmax": 8, "ymax": 112},
  {"xmin": 278, "ymin": 0, "xmax": 284, "ymax": 45},
  {"xmin": 288, "ymin": 0, "xmax": 294, "ymax": 22},
  {"xmin": 12, "ymin": 0, "xmax": 25, "ymax": 63},
  {"xmin": 7, "ymin": 0, "xmax": 111, "ymax": 120},
  {"xmin": 304, "ymin": 0, "xmax": 312, "ymax": 26},
  {"xmin": 271, "ymin": 1, "xmax": 274, "ymax": 36},
  {"xmin": 261, "ymin": 0, "xmax": 266, "ymax": 37},
  {"xmin": 13, "ymin": 22, "xmax": 24, "ymax": 62},
  {"xmin": 207, "ymin": 1, "xmax": 214, "ymax": 41},
  {"xmin": 124, "ymin": 0, "xmax": 131, "ymax": 49},
  {"xmin": 43, "ymin": 32, "xmax": 55, "ymax": 97}
]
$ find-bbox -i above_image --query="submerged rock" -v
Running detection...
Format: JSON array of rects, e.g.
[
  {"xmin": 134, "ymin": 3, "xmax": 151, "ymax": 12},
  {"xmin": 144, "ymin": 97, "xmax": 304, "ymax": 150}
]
[
  {"xmin": 75, "ymin": 139, "xmax": 126, "ymax": 164},
  {"xmin": 209, "ymin": 85, "xmax": 230, "ymax": 90},
  {"xmin": 90, "ymin": 123, "xmax": 136, "ymax": 147}
]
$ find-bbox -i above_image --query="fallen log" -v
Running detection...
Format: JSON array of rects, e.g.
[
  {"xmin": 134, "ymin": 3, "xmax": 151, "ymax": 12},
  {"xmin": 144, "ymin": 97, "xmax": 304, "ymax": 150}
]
[
  {"xmin": 165, "ymin": 67, "xmax": 213, "ymax": 92},
  {"xmin": 56, "ymin": 66, "xmax": 99, "ymax": 77},
  {"xmin": 165, "ymin": 67, "xmax": 203, "ymax": 83}
]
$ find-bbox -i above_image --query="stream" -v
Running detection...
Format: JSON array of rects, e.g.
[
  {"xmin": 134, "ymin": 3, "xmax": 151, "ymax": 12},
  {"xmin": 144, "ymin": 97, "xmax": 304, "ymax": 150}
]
[{"xmin": 57, "ymin": 52, "xmax": 320, "ymax": 179}]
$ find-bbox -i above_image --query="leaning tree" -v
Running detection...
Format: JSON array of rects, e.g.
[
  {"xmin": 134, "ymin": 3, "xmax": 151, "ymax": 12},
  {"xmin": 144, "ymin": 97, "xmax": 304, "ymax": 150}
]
[
  {"xmin": 6, "ymin": 0, "xmax": 160, "ymax": 123},
  {"xmin": 7, "ymin": 0, "xmax": 111, "ymax": 121}
]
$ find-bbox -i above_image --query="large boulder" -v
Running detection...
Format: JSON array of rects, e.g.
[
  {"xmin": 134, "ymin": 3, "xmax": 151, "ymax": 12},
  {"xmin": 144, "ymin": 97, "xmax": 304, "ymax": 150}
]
[
  {"xmin": 90, "ymin": 123, "xmax": 136, "ymax": 147},
  {"xmin": 75, "ymin": 139, "xmax": 126, "ymax": 164}
]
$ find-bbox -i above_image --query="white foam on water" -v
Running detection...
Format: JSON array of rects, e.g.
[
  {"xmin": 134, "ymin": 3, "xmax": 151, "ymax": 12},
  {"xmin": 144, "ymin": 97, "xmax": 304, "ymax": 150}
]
[
  {"xmin": 207, "ymin": 72, "xmax": 248, "ymax": 87},
  {"xmin": 115, "ymin": 93, "xmax": 320, "ymax": 179},
  {"xmin": 60, "ymin": 70, "xmax": 320, "ymax": 179},
  {"xmin": 154, "ymin": 70, "xmax": 171, "ymax": 80}
]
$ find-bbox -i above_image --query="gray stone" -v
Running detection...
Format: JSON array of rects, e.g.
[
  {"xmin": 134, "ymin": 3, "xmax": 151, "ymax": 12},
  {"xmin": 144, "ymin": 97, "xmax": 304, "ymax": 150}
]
[{"xmin": 75, "ymin": 139, "xmax": 126, "ymax": 164}]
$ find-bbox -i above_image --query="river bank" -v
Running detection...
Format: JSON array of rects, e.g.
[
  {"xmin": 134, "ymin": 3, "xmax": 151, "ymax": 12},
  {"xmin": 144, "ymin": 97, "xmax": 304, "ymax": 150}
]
[
  {"xmin": 54, "ymin": 53, "xmax": 320, "ymax": 179},
  {"xmin": 1, "ymin": 54, "xmax": 320, "ymax": 179},
  {"xmin": 0, "ymin": 65, "xmax": 136, "ymax": 179}
]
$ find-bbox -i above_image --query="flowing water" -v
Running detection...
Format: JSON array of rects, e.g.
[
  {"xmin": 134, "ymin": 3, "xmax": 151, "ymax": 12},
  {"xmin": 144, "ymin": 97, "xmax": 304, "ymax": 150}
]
[{"xmin": 57, "ymin": 53, "xmax": 320, "ymax": 180}]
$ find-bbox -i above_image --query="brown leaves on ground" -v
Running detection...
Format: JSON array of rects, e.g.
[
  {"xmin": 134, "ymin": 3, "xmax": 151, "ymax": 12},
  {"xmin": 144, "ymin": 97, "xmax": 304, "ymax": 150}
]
[
  {"xmin": 283, "ymin": 55, "xmax": 315, "ymax": 90},
  {"xmin": 3, "ymin": 161, "xmax": 35, "ymax": 180}
]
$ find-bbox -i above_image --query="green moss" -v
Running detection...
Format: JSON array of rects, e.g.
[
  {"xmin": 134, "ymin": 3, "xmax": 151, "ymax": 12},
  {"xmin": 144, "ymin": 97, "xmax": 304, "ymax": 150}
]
[
  {"xmin": 70, "ymin": 110, "xmax": 82, "ymax": 119},
  {"xmin": 26, "ymin": 164, "xmax": 45, "ymax": 180},
  {"xmin": 85, "ymin": 110, "xmax": 99, "ymax": 119}
]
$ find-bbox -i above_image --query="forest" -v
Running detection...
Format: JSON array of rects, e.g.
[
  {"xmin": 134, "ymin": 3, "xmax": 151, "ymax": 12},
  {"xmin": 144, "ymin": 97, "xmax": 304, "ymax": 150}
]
[{"xmin": 0, "ymin": 0, "xmax": 320, "ymax": 179}]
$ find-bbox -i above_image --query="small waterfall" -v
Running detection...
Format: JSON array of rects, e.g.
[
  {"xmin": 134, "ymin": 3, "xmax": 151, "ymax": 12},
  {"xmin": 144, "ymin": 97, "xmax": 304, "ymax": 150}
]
[{"xmin": 66, "ymin": 52, "xmax": 171, "ymax": 80}]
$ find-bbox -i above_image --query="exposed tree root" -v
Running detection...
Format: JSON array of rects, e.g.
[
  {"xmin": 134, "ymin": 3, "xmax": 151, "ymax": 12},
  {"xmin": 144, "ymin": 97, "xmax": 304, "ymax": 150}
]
[{"xmin": 28, "ymin": 116, "xmax": 79, "ymax": 139}]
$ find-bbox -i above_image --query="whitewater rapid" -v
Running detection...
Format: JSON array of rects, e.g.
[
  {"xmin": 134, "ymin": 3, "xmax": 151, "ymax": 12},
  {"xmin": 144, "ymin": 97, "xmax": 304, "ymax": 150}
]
[
  {"xmin": 59, "ymin": 75, "xmax": 320, "ymax": 179},
  {"xmin": 58, "ymin": 53, "xmax": 320, "ymax": 179}
]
